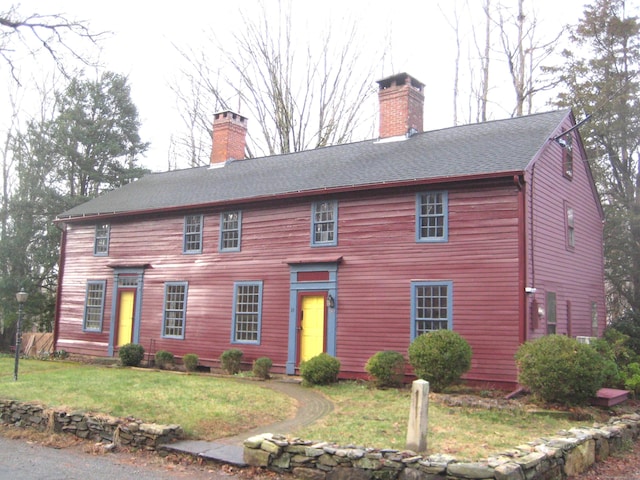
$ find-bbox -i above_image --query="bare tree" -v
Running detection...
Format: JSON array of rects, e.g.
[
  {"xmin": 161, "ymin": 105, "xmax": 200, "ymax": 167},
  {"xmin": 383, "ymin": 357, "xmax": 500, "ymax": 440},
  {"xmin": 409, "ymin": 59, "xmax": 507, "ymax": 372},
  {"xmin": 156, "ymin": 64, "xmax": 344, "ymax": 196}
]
[
  {"xmin": 0, "ymin": 4, "xmax": 105, "ymax": 84},
  {"xmin": 171, "ymin": 0, "xmax": 384, "ymax": 166},
  {"xmin": 495, "ymin": 0, "xmax": 562, "ymax": 116}
]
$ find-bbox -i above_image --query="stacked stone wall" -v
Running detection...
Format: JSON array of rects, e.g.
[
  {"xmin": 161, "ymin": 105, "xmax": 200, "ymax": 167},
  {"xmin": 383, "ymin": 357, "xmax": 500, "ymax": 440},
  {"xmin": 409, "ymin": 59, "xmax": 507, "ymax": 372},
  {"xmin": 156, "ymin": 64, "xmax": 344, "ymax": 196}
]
[
  {"xmin": 0, "ymin": 399, "xmax": 182, "ymax": 449},
  {"xmin": 243, "ymin": 414, "xmax": 640, "ymax": 480}
]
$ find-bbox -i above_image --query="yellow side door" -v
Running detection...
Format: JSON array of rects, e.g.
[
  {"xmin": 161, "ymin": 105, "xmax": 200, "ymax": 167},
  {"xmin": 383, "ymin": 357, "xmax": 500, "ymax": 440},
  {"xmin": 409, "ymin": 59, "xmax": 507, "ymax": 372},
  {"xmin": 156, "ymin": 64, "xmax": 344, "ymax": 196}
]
[
  {"xmin": 300, "ymin": 295, "xmax": 325, "ymax": 362},
  {"xmin": 117, "ymin": 291, "xmax": 135, "ymax": 346}
]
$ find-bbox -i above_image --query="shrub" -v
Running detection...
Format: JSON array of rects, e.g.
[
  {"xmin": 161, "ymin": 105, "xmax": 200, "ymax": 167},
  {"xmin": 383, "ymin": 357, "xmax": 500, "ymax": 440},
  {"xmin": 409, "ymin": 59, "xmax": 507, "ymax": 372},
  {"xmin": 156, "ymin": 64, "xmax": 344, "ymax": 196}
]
[
  {"xmin": 221, "ymin": 349, "xmax": 243, "ymax": 374},
  {"xmin": 365, "ymin": 350, "xmax": 406, "ymax": 388},
  {"xmin": 300, "ymin": 353, "xmax": 341, "ymax": 385},
  {"xmin": 589, "ymin": 338, "xmax": 623, "ymax": 388},
  {"xmin": 154, "ymin": 350, "xmax": 175, "ymax": 369},
  {"xmin": 183, "ymin": 353, "xmax": 199, "ymax": 372},
  {"xmin": 118, "ymin": 343, "xmax": 145, "ymax": 367},
  {"xmin": 608, "ymin": 311, "xmax": 640, "ymax": 356},
  {"xmin": 408, "ymin": 330, "xmax": 472, "ymax": 392},
  {"xmin": 622, "ymin": 362, "xmax": 640, "ymax": 396},
  {"xmin": 253, "ymin": 357, "xmax": 273, "ymax": 380},
  {"xmin": 515, "ymin": 334, "xmax": 607, "ymax": 405}
]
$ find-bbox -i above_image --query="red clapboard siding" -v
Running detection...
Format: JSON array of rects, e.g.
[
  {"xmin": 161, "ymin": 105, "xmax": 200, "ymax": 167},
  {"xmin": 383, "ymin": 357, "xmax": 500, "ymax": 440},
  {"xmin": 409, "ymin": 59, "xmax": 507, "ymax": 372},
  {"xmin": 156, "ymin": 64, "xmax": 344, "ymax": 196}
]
[
  {"xmin": 56, "ymin": 161, "xmax": 602, "ymax": 388},
  {"xmin": 524, "ymin": 116, "xmax": 605, "ymax": 341}
]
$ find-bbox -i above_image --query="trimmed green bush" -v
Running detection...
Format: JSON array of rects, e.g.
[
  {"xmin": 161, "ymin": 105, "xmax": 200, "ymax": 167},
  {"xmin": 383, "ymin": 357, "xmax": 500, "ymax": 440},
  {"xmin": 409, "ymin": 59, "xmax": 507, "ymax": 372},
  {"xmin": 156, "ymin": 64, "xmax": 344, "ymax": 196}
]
[
  {"xmin": 365, "ymin": 350, "xmax": 406, "ymax": 388},
  {"xmin": 515, "ymin": 334, "xmax": 607, "ymax": 405},
  {"xmin": 623, "ymin": 362, "xmax": 640, "ymax": 395},
  {"xmin": 118, "ymin": 343, "xmax": 145, "ymax": 367},
  {"xmin": 221, "ymin": 349, "xmax": 244, "ymax": 374},
  {"xmin": 154, "ymin": 350, "xmax": 175, "ymax": 369},
  {"xmin": 253, "ymin": 357, "xmax": 273, "ymax": 380},
  {"xmin": 300, "ymin": 353, "xmax": 341, "ymax": 385},
  {"xmin": 183, "ymin": 353, "xmax": 199, "ymax": 372},
  {"xmin": 408, "ymin": 330, "xmax": 472, "ymax": 392}
]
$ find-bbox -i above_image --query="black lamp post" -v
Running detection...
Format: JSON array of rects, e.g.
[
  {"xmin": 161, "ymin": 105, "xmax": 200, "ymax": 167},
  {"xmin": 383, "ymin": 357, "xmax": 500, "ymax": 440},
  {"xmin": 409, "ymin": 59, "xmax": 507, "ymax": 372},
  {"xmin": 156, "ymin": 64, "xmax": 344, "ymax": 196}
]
[{"xmin": 14, "ymin": 289, "xmax": 28, "ymax": 381}]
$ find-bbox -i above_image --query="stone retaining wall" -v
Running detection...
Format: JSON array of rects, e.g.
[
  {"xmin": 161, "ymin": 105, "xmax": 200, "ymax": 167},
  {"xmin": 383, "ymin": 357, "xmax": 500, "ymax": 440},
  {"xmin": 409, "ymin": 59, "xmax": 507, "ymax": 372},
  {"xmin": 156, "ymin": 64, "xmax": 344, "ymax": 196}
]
[
  {"xmin": 0, "ymin": 400, "xmax": 182, "ymax": 450},
  {"xmin": 243, "ymin": 414, "xmax": 640, "ymax": 480}
]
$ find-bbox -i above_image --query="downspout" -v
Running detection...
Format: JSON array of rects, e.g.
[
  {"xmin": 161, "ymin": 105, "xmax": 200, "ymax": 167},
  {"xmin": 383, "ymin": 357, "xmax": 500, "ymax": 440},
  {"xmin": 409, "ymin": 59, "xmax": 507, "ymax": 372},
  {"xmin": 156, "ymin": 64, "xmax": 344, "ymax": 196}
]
[
  {"xmin": 515, "ymin": 175, "xmax": 527, "ymax": 345},
  {"xmin": 52, "ymin": 222, "xmax": 67, "ymax": 352}
]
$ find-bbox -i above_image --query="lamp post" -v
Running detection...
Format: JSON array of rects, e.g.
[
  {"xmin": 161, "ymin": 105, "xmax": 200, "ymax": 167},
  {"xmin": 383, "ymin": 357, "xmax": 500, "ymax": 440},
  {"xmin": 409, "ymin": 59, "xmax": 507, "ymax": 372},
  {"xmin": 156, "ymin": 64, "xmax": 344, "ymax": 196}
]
[{"xmin": 14, "ymin": 289, "xmax": 28, "ymax": 381}]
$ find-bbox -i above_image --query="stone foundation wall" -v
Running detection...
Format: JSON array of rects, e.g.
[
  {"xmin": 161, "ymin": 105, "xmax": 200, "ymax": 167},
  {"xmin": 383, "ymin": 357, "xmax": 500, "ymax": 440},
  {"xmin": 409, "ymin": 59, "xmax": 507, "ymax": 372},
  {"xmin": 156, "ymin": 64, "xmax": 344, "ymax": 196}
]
[
  {"xmin": 0, "ymin": 400, "xmax": 182, "ymax": 450},
  {"xmin": 243, "ymin": 414, "xmax": 640, "ymax": 480}
]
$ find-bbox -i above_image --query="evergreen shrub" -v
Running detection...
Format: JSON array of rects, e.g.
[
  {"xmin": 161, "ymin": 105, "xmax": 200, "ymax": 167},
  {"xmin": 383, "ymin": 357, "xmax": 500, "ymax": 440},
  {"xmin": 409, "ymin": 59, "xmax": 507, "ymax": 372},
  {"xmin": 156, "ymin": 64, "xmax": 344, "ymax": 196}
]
[
  {"xmin": 183, "ymin": 353, "xmax": 199, "ymax": 372},
  {"xmin": 154, "ymin": 350, "xmax": 175, "ymax": 369},
  {"xmin": 300, "ymin": 353, "xmax": 341, "ymax": 385},
  {"xmin": 221, "ymin": 349, "xmax": 243, "ymax": 374},
  {"xmin": 365, "ymin": 350, "xmax": 406, "ymax": 388},
  {"xmin": 252, "ymin": 357, "xmax": 273, "ymax": 380},
  {"xmin": 118, "ymin": 343, "xmax": 145, "ymax": 367},
  {"xmin": 408, "ymin": 330, "xmax": 472, "ymax": 392},
  {"xmin": 515, "ymin": 334, "xmax": 607, "ymax": 405}
]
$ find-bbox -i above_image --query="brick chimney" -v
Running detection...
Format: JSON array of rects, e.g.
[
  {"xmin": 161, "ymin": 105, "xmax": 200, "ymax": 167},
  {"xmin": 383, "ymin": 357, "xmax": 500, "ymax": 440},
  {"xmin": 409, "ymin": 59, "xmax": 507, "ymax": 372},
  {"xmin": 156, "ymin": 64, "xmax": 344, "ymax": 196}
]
[
  {"xmin": 376, "ymin": 73, "xmax": 425, "ymax": 139},
  {"xmin": 210, "ymin": 110, "xmax": 248, "ymax": 164}
]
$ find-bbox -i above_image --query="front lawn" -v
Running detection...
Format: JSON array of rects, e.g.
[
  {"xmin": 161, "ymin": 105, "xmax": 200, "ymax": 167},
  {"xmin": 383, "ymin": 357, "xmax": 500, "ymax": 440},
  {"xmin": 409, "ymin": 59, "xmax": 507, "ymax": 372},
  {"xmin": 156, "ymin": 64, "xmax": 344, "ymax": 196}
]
[
  {"xmin": 0, "ymin": 358, "xmax": 294, "ymax": 439},
  {"xmin": 0, "ymin": 357, "xmax": 607, "ymax": 460}
]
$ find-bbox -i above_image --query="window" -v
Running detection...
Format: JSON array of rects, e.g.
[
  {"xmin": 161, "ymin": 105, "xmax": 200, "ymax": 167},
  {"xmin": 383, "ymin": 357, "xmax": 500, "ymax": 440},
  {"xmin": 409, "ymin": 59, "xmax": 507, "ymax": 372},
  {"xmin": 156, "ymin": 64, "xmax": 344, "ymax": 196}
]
[
  {"xmin": 562, "ymin": 132, "xmax": 573, "ymax": 179},
  {"xmin": 220, "ymin": 211, "xmax": 241, "ymax": 251},
  {"xmin": 546, "ymin": 292, "xmax": 557, "ymax": 334},
  {"xmin": 183, "ymin": 215, "xmax": 203, "ymax": 253},
  {"xmin": 94, "ymin": 223, "xmax": 110, "ymax": 256},
  {"xmin": 162, "ymin": 282, "xmax": 188, "ymax": 338},
  {"xmin": 411, "ymin": 281, "xmax": 452, "ymax": 338},
  {"xmin": 566, "ymin": 204, "xmax": 575, "ymax": 249},
  {"xmin": 232, "ymin": 281, "xmax": 263, "ymax": 344},
  {"xmin": 83, "ymin": 281, "xmax": 106, "ymax": 331},
  {"xmin": 311, "ymin": 201, "xmax": 337, "ymax": 246},
  {"xmin": 591, "ymin": 302, "xmax": 598, "ymax": 337},
  {"xmin": 417, "ymin": 191, "xmax": 448, "ymax": 242}
]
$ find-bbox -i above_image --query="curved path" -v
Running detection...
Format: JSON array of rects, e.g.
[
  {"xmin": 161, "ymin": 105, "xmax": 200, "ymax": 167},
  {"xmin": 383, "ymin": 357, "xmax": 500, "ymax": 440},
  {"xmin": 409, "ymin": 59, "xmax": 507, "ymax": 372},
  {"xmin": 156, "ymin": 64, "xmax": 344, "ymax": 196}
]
[
  {"xmin": 161, "ymin": 378, "xmax": 334, "ymax": 466},
  {"xmin": 215, "ymin": 378, "xmax": 334, "ymax": 445}
]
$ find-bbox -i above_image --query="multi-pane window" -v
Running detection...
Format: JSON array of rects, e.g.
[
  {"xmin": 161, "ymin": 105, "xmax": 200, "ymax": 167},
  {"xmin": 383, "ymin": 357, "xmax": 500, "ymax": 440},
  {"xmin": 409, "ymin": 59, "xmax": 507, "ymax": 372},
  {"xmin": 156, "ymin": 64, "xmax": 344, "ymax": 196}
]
[
  {"xmin": 94, "ymin": 223, "xmax": 110, "ymax": 256},
  {"xmin": 411, "ymin": 281, "xmax": 452, "ymax": 338},
  {"xmin": 417, "ymin": 192, "xmax": 448, "ymax": 242},
  {"xmin": 562, "ymin": 133, "xmax": 573, "ymax": 179},
  {"xmin": 183, "ymin": 215, "xmax": 203, "ymax": 253},
  {"xmin": 83, "ymin": 281, "xmax": 106, "ymax": 331},
  {"xmin": 311, "ymin": 201, "xmax": 337, "ymax": 246},
  {"xmin": 591, "ymin": 302, "xmax": 598, "ymax": 337},
  {"xmin": 220, "ymin": 211, "xmax": 241, "ymax": 251},
  {"xmin": 566, "ymin": 205, "xmax": 575, "ymax": 249},
  {"xmin": 546, "ymin": 292, "xmax": 557, "ymax": 334},
  {"xmin": 162, "ymin": 282, "xmax": 188, "ymax": 338},
  {"xmin": 232, "ymin": 281, "xmax": 263, "ymax": 344}
]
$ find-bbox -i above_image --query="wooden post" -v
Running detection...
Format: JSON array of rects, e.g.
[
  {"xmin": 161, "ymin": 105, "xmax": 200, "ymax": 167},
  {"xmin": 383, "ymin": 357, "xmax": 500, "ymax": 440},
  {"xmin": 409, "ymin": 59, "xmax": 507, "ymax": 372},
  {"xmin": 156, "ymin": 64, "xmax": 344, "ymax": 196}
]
[{"xmin": 406, "ymin": 379, "xmax": 429, "ymax": 452}]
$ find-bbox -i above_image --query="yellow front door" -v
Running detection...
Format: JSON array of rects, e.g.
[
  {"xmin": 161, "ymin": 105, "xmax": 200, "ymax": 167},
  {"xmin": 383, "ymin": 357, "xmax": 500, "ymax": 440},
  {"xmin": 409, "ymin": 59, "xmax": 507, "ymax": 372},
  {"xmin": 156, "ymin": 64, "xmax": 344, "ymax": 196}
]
[
  {"xmin": 300, "ymin": 295, "xmax": 325, "ymax": 362},
  {"xmin": 117, "ymin": 291, "xmax": 135, "ymax": 346}
]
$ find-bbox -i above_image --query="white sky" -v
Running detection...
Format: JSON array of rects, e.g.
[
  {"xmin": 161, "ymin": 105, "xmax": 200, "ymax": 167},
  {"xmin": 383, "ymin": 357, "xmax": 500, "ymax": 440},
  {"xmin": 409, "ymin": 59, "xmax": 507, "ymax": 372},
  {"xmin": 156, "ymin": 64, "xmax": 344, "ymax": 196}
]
[{"xmin": 6, "ymin": 0, "xmax": 589, "ymax": 171}]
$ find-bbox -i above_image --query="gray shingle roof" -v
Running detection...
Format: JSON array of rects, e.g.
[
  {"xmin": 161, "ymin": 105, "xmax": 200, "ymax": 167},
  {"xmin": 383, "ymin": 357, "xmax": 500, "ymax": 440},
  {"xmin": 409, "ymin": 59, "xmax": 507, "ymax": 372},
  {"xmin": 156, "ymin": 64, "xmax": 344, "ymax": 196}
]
[{"xmin": 58, "ymin": 109, "xmax": 570, "ymax": 219}]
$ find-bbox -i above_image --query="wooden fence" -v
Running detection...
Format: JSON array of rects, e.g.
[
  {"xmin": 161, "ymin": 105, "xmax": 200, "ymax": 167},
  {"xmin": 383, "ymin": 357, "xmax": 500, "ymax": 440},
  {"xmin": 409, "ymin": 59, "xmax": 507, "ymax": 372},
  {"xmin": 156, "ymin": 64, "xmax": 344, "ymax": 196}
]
[{"xmin": 20, "ymin": 332, "xmax": 54, "ymax": 357}]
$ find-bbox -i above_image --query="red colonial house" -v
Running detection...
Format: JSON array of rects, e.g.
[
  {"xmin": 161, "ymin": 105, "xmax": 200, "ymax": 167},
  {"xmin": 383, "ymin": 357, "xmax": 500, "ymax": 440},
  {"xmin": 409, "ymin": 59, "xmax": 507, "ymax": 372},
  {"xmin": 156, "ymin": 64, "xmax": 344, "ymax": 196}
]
[{"xmin": 54, "ymin": 73, "xmax": 605, "ymax": 389}]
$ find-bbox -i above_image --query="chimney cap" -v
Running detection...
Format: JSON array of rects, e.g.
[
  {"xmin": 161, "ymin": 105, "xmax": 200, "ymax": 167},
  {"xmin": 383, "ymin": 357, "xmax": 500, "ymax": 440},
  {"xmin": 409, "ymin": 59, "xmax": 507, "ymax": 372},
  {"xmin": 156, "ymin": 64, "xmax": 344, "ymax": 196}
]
[
  {"xmin": 376, "ymin": 72, "xmax": 424, "ymax": 92},
  {"xmin": 213, "ymin": 110, "xmax": 248, "ymax": 123}
]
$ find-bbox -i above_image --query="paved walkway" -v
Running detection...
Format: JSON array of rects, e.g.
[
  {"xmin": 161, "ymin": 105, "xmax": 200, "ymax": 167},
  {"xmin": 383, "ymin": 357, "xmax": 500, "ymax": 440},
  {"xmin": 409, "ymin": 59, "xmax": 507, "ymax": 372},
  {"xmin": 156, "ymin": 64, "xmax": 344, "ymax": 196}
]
[{"xmin": 160, "ymin": 378, "xmax": 334, "ymax": 466}]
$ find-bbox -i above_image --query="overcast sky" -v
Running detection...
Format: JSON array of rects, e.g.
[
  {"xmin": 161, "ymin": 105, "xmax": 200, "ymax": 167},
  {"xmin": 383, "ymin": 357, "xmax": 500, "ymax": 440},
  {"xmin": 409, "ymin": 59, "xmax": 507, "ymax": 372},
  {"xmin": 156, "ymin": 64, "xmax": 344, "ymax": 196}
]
[{"xmin": 8, "ymin": 0, "xmax": 590, "ymax": 171}]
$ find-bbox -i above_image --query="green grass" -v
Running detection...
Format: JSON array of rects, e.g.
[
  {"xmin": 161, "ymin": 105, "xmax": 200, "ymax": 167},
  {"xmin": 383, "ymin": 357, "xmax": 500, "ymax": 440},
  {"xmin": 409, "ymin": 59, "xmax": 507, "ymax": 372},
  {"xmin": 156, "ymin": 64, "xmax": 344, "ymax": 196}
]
[
  {"xmin": 0, "ymin": 357, "xmax": 294, "ymax": 440},
  {"xmin": 297, "ymin": 382, "xmax": 586, "ymax": 460},
  {"xmin": 0, "ymin": 358, "xmax": 594, "ymax": 460}
]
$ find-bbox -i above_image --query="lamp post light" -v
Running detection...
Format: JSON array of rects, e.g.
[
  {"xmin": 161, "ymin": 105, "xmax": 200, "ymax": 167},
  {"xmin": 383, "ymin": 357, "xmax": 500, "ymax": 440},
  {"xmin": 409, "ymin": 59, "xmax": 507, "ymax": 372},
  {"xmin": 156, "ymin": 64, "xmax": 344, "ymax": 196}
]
[{"xmin": 14, "ymin": 289, "xmax": 28, "ymax": 381}]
